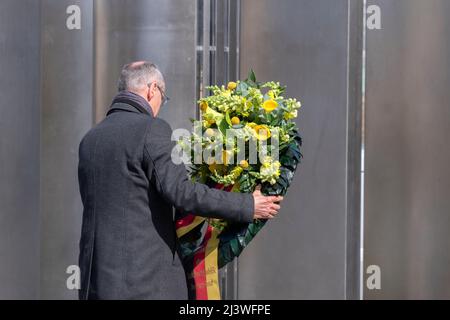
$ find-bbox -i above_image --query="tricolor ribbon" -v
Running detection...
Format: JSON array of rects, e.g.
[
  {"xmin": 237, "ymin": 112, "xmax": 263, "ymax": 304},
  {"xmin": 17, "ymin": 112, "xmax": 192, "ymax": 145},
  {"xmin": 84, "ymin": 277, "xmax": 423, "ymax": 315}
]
[{"xmin": 175, "ymin": 183, "xmax": 233, "ymax": 300}]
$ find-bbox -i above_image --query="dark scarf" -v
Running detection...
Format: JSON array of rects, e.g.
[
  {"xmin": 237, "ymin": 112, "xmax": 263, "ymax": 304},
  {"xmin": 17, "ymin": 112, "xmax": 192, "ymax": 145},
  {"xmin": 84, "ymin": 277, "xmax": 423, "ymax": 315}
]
[{"xmin": 110, "ymin": 90, "xmax": 154, "ymax": 117}]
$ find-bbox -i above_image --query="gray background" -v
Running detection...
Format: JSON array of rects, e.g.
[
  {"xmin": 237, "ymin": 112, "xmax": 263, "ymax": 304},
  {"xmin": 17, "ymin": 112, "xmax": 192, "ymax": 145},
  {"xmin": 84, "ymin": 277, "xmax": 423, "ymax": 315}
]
[
  {"xmin": 237, "ymin": 0, "xmax": 361, "ymax": 299},
  {"xmin": 0, "ymin": 0, "xmax": 41, "ymax": 300},
  {"xmin": 40, "ymin": 0, "xmax": 93, "ymax": 300},
  {"xmin": 364, "ymin": 0, "xmax": 450, "ymax": 299}
]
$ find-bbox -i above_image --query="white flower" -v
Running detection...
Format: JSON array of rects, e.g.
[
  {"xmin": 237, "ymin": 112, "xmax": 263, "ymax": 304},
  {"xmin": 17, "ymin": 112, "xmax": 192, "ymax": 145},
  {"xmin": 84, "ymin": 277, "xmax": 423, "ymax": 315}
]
[{"xmin": 260, "ymin": 157, "xmax": 281, "ymax": 185}]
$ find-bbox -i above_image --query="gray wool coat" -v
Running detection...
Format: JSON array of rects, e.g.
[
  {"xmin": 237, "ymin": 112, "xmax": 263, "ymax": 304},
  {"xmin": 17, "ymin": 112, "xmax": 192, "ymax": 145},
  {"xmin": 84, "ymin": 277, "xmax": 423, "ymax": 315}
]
[{"xmin": 77, "ymin": 101, "xmax": 254, "ymax": 300}]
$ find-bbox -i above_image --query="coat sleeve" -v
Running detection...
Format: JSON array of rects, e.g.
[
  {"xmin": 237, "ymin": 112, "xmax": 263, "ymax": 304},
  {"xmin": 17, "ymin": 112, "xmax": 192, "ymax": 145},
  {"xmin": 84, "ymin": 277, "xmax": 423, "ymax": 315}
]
[{"xmin": 143, "ymin": 118, "xmax": 254, "ymax": 223}]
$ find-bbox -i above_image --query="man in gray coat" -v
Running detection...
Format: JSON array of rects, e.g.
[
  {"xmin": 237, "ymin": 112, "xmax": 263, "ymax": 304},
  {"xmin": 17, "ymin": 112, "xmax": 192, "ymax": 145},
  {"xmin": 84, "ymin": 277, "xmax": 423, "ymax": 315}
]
[{"xmin": 78, "ymin": 61, "xmax": 283, "ymax": 300}]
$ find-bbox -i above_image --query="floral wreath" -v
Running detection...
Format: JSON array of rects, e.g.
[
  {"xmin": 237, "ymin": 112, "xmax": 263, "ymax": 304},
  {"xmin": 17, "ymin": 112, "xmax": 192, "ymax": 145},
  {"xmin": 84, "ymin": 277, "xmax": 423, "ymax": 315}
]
[{"xmin": 175, "ymin": 70, "xmax": 303, "ymax": 300}]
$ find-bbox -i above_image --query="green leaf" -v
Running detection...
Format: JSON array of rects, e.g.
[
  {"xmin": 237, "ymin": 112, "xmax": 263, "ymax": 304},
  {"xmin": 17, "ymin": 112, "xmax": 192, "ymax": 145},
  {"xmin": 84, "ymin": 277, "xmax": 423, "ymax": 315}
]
[
  {"xmin": 257, "ymin": 113, "xmax": 269, "ymax": 124},
  {"xmin": 277, "ymin": 174, "xmax": 288, "ymax": 188},
  {"xmin": 229, "ymin": 238, "xmax": 241, "ymax": 256},
  {"xmin": 249, "ymin": 69, "xmax": 256, "ymax": 83},
  {"xmin": 225, "ymin": 111, "xmax": 232, "ymax": 126},
  {"xmin": 236, "ymin": 82, "xmax": 249, "ymax": 95},
  {"xmin": 218, "ymin": 118, "xmax": 230, "ymax": 136},
  {"xmin": 280, "ymin": 156, "xmax": 296, "ymax": 170}
]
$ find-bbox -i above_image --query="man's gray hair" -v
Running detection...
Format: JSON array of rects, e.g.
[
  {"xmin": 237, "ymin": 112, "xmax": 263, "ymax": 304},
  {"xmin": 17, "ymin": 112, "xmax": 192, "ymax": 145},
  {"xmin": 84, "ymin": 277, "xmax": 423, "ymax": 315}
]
[{"xmin": 117, "ymin": 61, "xmax": 165, "ymax": 92}]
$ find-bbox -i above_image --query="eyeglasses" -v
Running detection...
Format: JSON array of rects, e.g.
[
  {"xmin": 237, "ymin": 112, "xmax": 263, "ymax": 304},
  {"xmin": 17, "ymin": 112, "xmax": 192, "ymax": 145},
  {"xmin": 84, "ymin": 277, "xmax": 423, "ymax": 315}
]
[
  {"xmin": 148, "ymin": 83, "xmax": 170, "ymax": 106},
  {"xmin": 156, "ymin": 85, "xmax": 170, "ymax": 106}
]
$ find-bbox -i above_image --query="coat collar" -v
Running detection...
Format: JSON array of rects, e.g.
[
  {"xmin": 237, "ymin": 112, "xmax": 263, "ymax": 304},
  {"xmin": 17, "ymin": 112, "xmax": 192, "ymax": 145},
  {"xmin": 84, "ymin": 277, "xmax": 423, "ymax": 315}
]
[{"xmin": 106, "ymin": 100, "xmax": 154, "ymax": 118}]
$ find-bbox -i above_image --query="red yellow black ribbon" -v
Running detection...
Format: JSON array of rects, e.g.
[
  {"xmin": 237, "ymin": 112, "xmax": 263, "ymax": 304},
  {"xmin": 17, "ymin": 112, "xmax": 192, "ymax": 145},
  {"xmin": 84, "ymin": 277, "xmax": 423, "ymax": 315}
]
[{"xmin": 175, "ymin": 183, "xmax": 233, "ymax": 300}]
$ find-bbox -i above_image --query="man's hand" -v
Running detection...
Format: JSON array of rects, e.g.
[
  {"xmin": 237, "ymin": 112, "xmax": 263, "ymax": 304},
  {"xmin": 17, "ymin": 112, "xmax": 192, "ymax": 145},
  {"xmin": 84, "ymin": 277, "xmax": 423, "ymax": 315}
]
[{"xmin": 252, "ymin": 186, "xmax": 283, "ymax": 219}]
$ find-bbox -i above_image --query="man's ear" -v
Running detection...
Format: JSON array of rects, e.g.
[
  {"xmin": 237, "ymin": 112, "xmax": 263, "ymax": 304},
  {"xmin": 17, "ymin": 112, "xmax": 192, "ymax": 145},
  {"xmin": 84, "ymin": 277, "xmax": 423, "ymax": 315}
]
[
  {"xmin": 148, "ymin": 82, "xmax": 157, "ymax": 100},
  {"xmin": 147, "ymin": 83, "xmax": 154, "ymax": 101},
  {"xmin": 147, "ymin": 86, "xmax": 152, "ymax": 101}
]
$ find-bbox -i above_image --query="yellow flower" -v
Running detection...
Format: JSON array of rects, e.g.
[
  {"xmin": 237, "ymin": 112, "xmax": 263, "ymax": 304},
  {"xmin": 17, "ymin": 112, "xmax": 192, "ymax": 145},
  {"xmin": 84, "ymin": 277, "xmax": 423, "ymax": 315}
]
[
  {"xmin": 205, "ymin": 128, "xmax": 215, "ymax": 137},
  {"xmin": 222, "ymin": 90, "xmax": 232, "ymax": 97},
  {"xmin": 230, "ymin": 166, "xmax": 243, "ymax": 179},
  {"xmin": 262, "ymin": 99, "xmax": 278, "ymax": 113},
  {"xmin": 231, "ymin": 116, "xmax": 240, "ymax": 125},
  {"xmin": 202, "ymin": 105, "xmax": 224, "ymax": 125},
  {"xmin": 246, "ymin": 122, "xmax": 257, "ymax": 128},
  {"xmin": 200, "ymin": 101, "xmax": 208, "ymax": 112},
  {"xmin": 227, "ymin": 81, "xmax": 237, "ymax": 90},
  {"xmin": 239, "ymin": 159, "xmax": 249, "ymax": 169},
  {"xmin": 253, "ymin": 125, "xmax": 271, "ymax": 141},
  {"xmin": 208, "ymin": 163, "xmax": 217, "ymax": 172}
]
